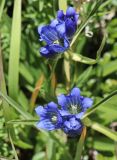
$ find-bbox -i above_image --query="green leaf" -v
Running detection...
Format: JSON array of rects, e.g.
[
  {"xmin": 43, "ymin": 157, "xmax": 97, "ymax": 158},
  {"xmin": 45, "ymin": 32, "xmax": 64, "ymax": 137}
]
[
  {"xmin": 92, "ymin": 136, "xmax": 115, "ymax": 151},
  {"xmin": 74, "ymin": 127, "xmax": 86, "ymax": 160},
  {"xmin": 6, "ymin": 119, "xmax": 37, "ymax": 125},
  {"xmin": 39, "ymin": 0, "xmax": 44, "ymax": 11},
  {"xmin": 0, "ymin": 0, "xmax": 5, "ymax": 21},
  {"xmin": 64, "ymin": 52, "xmax": 71, "ymax": 90},
  {"xmin": 46, "ymin": 139, "xmax": 55, "ymax": 160},
  {"xmin": 8, "ymin": 130, "xmax": 19, "ymax": 160},
  {"xmin": 19, "ymin": 63, "xmax": 34, "ymax": 85},
  {"xmin": 90, "ymin": 95, "xmax": 117, "ymax": 125},
  {"xmin": 14, "ymin": 139, "xmax": 33, "ymax": 149},
  {"xmin": 76, "ymin": 66, "xmax": 93, "ymax": 87},
  {"xmin": 83, "ymin": 118, "xmax": 117, "ymax": 141},
  {"xmin": 102, "ymin": 60, "xmax": 117, "ymax": 77},
  {"xmin": 91, "ymin": 122, "xmax": 117, "ymax": 142},
  {"xmin": 82, "ymin": 90, "xmax": 117, "ymax": 118},
  {"xmin": 72, "ymin": 53, "xmax": 96, "ymax": 64},
  {"xmin": 0, "ymin": 91, "xmax": 33, "ymax": 119},
  {"xmin": 8, "ymin": 0, "xmax": 21, "ymax": 100},
  {"xmin": 58, "ymin": 0, "xmax": 67, "ymax": 12}
]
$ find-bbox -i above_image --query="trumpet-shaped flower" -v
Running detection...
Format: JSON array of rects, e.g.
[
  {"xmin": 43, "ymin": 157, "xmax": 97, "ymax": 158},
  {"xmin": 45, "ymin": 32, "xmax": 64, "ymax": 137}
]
[
  {"xmin": 57, "ymin": 87, "xmax": 93, "ymax": 136},
  {"xmin": 38, "ymin": 7, "xmax": 79, "ymax": 58},
  {"xmin": 35, "ymin": 87, "xmax": 93, "ymax": 137},
  {"xmin": 35, "ymin": 102, "xmax": 62, "ymax": 130}
]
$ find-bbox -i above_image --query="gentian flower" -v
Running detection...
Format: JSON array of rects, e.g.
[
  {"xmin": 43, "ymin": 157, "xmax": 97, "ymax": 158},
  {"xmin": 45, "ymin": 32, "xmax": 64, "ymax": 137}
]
[
  {"xmin": 35, "ymin": 87, "xmax": 93, "ymax": 137},
  {"xmin": 38, "ymin": 25, "xmax": 69, "ymax": 58},
  {"xmin": 35, "ymin": 102, "xmax": 62, "ymax": 130},
  {"xmin": 57, "ymin": 7, "xmax": 79, "ymax": 38},
  {"xmin": 38, "ymin": 7, "xmax": 79, "ymax": 58},
  {"xmin": 57, "ymin": 87, "xmax": 93, "ymax": 136}
]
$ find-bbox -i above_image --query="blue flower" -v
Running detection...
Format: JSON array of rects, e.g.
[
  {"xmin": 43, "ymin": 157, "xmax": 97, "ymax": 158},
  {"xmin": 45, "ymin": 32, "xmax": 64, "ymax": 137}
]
[
  {"xmin": 35, "ymin": 87, "xmax": 93, "ymax": 137},
  {"xmin": 35, "ymin": 102, "xmax": 62, "ymax": 131},
  {"xmin": 38, "ymin": 7, "xmax": 79, "ymax": 58},
  {"xmin": 57, "ymin": 7, "xmax": 79, "ymax": 38},
  {"xmin": 57, "ymin": 87, "xmax": 93, "ymax": 136},
  {"xmin": 38, "ymin": 25, "xmax": 69, "ymax": 58}
]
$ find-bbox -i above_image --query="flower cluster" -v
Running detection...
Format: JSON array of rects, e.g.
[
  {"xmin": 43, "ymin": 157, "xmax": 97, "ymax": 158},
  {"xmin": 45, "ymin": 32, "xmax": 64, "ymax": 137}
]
[
  {"xmin": 38, "ymin": 7, "xmax": 79, "ymax": 58},
  {"xmin": 35, "ymin": 87, "xmax": 93, "ymax": 137}
]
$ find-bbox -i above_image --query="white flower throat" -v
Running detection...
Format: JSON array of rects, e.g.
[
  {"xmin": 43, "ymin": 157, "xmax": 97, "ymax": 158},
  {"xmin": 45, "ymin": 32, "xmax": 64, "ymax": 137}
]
[
  {"xmin": 51, "ymin": 115, "xmax": 57, "ymax": 123},
  {"xmin": 69, "ymin": 104, "xmax": 81, "ymax": 114}
]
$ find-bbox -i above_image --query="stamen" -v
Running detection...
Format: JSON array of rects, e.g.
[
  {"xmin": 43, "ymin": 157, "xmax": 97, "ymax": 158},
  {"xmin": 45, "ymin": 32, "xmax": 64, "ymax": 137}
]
[
  {"xmin": 51, "ymin": 115, "xmax": 57, "ymax": 123},
  {"xmin": 53, "ymin": 40, "xmax": 59, "ymax": 44}
]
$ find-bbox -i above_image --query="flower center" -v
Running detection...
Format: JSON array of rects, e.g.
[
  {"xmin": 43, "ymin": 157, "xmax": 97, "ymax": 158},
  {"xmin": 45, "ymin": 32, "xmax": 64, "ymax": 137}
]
[
  {"xmin": 69, "ymin": 104, "xmax": 81, "ymax": 114},
  {"xmin": 53, "ymin": 40, "xmax": 59, "ymax": 44},
  {"xmin": 51, "ymin": 115, "xmax": 57, "ymax": 124}
]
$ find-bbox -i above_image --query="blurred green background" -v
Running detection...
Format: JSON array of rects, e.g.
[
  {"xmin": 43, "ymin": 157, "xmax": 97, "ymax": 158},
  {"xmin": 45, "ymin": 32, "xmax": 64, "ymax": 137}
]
[{"xmin": 0, "ymin": 0, "xmax": 117, "ymax": 159}]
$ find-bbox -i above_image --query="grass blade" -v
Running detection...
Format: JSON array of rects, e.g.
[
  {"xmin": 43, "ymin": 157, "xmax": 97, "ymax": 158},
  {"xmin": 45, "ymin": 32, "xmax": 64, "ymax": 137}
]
[
  {"xmin": 74, "ymin": 127, "xmax": 87, "ymax": 160},
  {"xmin": 0, "ymin": 0, "xmax": 5, "ymax": 21},
  {"xmin": 30, "ymin": 74, "xmax": 44, "ymax": 112},
  {"xmin": 8, "ymin": 0, "xmax": 21, "ymax": 100},
  {"xmin": 64, "ymin": 52, "xmax": 71, "ymax": 90},
  {"xmin": 8, "ymin": 130, "xmax": 19, "ymax": 160},
  {"xmin": 91, "ymin": 123, "xmax": 117, "ymax": 142},
  {"xmin": 82, "ymin": 90, "xmax": 117, "ymax": 119},
  {"xmin": 83, "ymin": 118, "xmax": 117, "ymax": 141},
  {"xmin": 58, "ymin": 0, "xmax": 67, "ymax": 12},
  {"xmin": 0, "ymin": 91, "xmax": 33, "ymax": 119}
]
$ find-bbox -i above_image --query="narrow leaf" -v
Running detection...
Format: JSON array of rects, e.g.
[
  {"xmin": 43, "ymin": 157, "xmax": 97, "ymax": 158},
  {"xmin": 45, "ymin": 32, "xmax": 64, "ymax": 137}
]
[
  {"xmin": 0, "ymin": 0, "xmax": 5, "ymax": 21},
  {"xmin": 30, "ymin": 74, "xmax": 44, "ymax": 112},
  {"xmin": 8, "ymin": 130, "xmax": 19, "ymax": 160},
  {"xmin": 0, "ymin": 91, "xmax": 33, "ymax": 119},
  {"xmin": 91, "ymin": 122, "xmax": 117, "ymax": 142},
  {"xmin": 72, "ymin": 53, "xmax": 96, "ymax": 64},
  {"xmin": 8, "ymin": 0, "xmax": 21, "ymax": 100},
  {"xmin": 74, "ymin": 127, "xmax": 87, "ymax": 160},
  {"xmin": 58, "ymin": 0, "xmax": 67, "ymax": 12},
  {"xmin": 82, "ymin": 90, "xmax": 117, "ymax": 118},
  {"xmin": 83, "ymin": 118, "xmax": 117, "ymax": 141},
  {"xmin": 64, "ymin": 52, "xmax": 71, "ymax": 90}
]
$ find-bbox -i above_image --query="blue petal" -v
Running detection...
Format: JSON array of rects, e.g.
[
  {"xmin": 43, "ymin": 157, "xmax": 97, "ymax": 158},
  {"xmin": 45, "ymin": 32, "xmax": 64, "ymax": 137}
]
[
  {"xmin": 69, "ymin": 117, "xmax": 77, "ymax": 127},
  {"xmin": 66, "ymin": 7, "xmax": 76, "ymax": 17},
  {"xmin": 35, "ymin": 106, "xmax": 46, "ymax": 117},
  {"xmin": 59, "ymin": 110, "xmax": 70, "ymax": 116},
  {"xmin": 57, "ymin": 94, "xmax": 67, "ymax": 109},
  {"xmin": 38, "ymin": 25, "xmax": 44, "ymax": 34},
  {"xmin": 40, "ymin": 46, "xmax": 49, "ymax": 55},
  {"xmin": 37, "ymin": 119, "xmax": 56, "ymax": 131},
  {"xmin": 50, "ymin": 19, "xmax": 58, "ymax": 27},
  {"xmin": 40, "ymin": 26, "xmax": 58, "ymax": 44},
  {"xmin": 40, "ymin": 46, "xmax": 56, "ymax": 58},
  {"xmin": 49, "ymin": 44, "xmax": 66, "ymax": 53},
  {"xmin": 82, "ymin": 97, "xmax": 93, "ymax": 109},
  {"xmin": 65, "ymin": 19, "xmax": 76, "ymax": 38},
  {"xmin": 47, "ymin": 102, "xmax": 58, "ymax": 110},
  {"xmin": 75, "ymin": 14, "xmax": 79, "ymax": 23},
  {"xmin": 56, "ymin": 23, "xmax": 66, "ymax": 37},
  {"xmin": 64, "ymin": 38, "xmax": 70, "ymax": 48},
  {"xmin": 64, "ymin": 120, "xmax": 71, "ymax": 129},
  {"xmin": 70, "ymin": 87, "xmax": 80, "ymax": 97},
  {"xmin": 57, "ymin": 10, "xmax": 65, "ymax": 22},
  {"xmin": 75, "ymin": 112, "xmax": 84, "ymax": 119}
]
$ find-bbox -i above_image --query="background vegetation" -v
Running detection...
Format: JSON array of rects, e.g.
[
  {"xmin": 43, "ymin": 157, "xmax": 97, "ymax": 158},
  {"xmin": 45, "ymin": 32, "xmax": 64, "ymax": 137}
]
[{"xmin": 0, "ymin": 0, "xmax": 117, "ymax": 159}]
